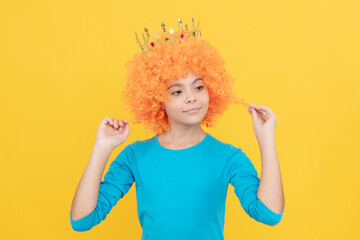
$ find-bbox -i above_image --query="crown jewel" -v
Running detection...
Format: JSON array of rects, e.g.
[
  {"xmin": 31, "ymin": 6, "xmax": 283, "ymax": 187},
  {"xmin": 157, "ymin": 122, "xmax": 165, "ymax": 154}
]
[{"xmin": 135, "ymin": 16, "xmax": 201, "ymax": 55}]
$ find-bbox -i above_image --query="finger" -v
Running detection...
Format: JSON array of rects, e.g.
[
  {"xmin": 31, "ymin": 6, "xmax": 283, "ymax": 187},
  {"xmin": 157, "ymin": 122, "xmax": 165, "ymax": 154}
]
[
  {"xmin": 253, "ymin": 106, "xmax": 272, "ymax": 119},
  {"xmin": 248, "ymin": 108, "xmax": 257, "ymax": 116},
  {"xmin": 249, "ymin": 103, "xmax": 255, "ymax": 106},
  {"xmin": 252, "ymin": 108, "xmax": 266, "ymax": 117},
  {"xmin": 123, "ymin": 120, "xmax": 129, "ymax": 130},
  {"xmin": 249, "ymin": 103, "xmax": 258, "ymax": 108},
  {"xmin": 123, "ymin": 119, "xmax": 130, "ymax": 129},
  {"xmin": 249, "ymin": 104, "xmax": 265, "ymax": 115},
  {"xmin": 103, "ymin": 117, "xmax": 110, "ymax": 125},
  {"xmin": 251, "ymin": 108, "xmax": 265, "ymax": 121},
  {"xmin": 250, "ymin": 108, "xmax": 259, "ymax": 119},
  {"xmin": 250, "ymin": 103, "xmax": 266, "ymax": 110},
  {"xmin": 123, "ymin": 121, "xmax": 130, "ymax": 134},
  {"xmin": 114, "ymin": 119, "xmax": 119, "ymax": 129},
  {"xmin": 255, "ymin": 105, "xmax": 272, "ymax": 114},
  {"xmin": 119, "ymin": 120, "xmax": 126, "ymax": 131},
  {"xmin": 105, "ymin": 117, "xmax": 113, "ymax": 126},
  {"xmin": 256, "ymin": 111, "xmax": 266, "ymax": 121},
  {"xmin": 116, "ymin": 124, "xmax": 124, "ymax": 133},
  {"xmin": 251, "ymin": 109, "xmax": 260, "ymax": 120}
]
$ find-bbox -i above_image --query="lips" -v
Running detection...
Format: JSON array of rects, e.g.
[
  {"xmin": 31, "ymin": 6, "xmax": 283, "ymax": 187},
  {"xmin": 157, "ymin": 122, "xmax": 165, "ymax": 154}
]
[{"xmin": 184, "ymin": 107, "xmax": 201, "ymax": 112}]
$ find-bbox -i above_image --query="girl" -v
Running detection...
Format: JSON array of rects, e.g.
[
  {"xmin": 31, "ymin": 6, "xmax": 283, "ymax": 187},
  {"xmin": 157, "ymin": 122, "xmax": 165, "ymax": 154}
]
[{"xmin": 70, "ymin": 17, "xmax": 285, "ymax": 239}]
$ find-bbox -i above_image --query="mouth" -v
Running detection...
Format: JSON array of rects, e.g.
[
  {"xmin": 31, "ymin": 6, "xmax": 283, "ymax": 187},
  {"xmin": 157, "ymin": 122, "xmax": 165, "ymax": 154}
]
[{"xmin": 183, "ymin": 107, "xmax": 201, "ymax": 113}]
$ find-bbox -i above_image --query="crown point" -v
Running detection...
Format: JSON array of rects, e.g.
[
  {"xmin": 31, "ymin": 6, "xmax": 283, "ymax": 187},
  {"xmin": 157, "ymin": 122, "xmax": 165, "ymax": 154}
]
[{"xmin": 135, "ymin": 17, "xmax": 201, "ymax": 54}]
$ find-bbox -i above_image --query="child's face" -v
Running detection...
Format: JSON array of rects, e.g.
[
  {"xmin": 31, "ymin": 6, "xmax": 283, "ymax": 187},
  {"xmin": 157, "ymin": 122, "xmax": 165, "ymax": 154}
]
[{"xmin": 160, "ymin": 71, "xmax": 209, "ymax": 128}]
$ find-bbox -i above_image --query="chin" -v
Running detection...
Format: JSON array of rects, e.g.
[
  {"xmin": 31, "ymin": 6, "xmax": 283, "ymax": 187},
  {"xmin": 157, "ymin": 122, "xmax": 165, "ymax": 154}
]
[{"xmin": 183, "ymin": 115, "xmax": 206, "ymax": 124}]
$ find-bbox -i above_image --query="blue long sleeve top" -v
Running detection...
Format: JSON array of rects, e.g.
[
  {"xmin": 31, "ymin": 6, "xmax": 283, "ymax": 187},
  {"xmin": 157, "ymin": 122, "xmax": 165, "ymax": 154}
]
[{"xmin": 70, "ymin": 133, "xmax": 284, "ymax": 239}]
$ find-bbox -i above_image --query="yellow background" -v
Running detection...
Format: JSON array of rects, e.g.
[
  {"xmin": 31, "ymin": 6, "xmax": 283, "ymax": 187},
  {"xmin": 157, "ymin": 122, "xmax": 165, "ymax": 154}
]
[{"xmin": 1, "ymin": 0, "xmax": 359, "ymax": 239}]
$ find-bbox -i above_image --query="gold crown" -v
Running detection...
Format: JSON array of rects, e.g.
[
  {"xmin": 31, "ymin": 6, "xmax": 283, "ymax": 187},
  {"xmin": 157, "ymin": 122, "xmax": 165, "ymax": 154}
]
[{"xmin": 135, "ymin": 16, "xmax": 201, "ymax": 55}]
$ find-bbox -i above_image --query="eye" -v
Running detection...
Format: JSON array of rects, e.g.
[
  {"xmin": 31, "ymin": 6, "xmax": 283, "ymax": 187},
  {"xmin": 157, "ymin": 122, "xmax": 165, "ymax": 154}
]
[
  {"xmin": 171, "ymin": 86, "xmax": 204, "ymax": 96},
  {"xmin": 171, "ymin": 91, "xmax": 181, "ymax": 95}
]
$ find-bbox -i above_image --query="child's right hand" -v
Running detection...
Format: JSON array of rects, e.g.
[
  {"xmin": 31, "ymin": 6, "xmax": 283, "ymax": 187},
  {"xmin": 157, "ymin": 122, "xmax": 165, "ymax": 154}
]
[{"xmin": 95, "ymin": 117, "xmax": 130, "ymax": 149}]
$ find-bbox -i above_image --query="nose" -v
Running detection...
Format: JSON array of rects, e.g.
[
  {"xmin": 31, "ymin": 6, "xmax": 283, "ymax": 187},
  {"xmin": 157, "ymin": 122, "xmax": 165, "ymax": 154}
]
[{"xmin": 186, "ymin": 91, "xmax": 197, "ymax": 103}]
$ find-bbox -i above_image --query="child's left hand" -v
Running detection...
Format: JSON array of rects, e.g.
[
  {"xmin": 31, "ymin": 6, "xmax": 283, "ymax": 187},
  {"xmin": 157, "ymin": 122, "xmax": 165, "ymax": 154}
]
[{"xmin": 247, "ymin": 103, "xmax": 277, "ymax": 141}]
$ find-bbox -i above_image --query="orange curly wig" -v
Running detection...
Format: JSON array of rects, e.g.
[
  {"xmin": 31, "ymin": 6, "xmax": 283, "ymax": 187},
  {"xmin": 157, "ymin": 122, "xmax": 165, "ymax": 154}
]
[{"xmin": 121, "ymin": 34, "xmax": 248, "ymax": 134}]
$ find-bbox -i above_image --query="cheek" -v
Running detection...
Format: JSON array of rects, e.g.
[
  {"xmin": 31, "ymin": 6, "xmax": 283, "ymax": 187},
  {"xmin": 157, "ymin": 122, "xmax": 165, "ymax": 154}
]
[
  {"xmin": 201, "ymin": 91, "xmax": 209, "ymax": 103},
  {"xmin": 164, "ymin": 102, "xmax": 182, "ymax": 113}
]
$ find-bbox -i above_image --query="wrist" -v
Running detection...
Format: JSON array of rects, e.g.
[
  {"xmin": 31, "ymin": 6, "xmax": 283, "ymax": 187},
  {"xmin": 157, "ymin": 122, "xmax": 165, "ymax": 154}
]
[
  {"xmin": 257, "ymin": 133, "xmax": 275, "ymax": 146},
  {"xmin": 94, "ymin": 139, "xmax": 115, "ymax": 152}
]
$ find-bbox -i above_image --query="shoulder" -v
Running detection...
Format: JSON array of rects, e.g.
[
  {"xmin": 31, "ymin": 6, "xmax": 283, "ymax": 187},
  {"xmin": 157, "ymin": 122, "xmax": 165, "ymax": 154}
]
[
  {"xmin": 121, "ymin": 135, "xmax": 157, "ymax": 153},
  {"xmin": 113, "ymin": 136, "xmax": 156, "ymax": 166},
  {"xmin": 207, "ymin": 134, "xmax": 243, "ymax": 152},
  {"xmin": 212, "ymin": 135, "xmax": 252, "ymax": 163},
  {"xmin": 205, "ymin": 134, "xmax": 248, "ymax": 160}
]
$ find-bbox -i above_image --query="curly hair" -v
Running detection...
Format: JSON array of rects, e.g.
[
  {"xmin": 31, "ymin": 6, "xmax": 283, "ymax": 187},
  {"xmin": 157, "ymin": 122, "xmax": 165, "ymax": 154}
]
[{"xmin": 121, "ymin": 34, "xmax": 248, "ymax": 134}]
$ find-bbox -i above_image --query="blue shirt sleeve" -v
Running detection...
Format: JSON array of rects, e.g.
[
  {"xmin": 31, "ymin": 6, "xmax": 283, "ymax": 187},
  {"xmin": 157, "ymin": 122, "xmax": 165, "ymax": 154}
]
[
  {"xmin": 70, "ymin": 144, "xmax": 135, "ymax": 231},
  {"xmin": 228, "ymin": 147, "xmax": 284, "ymax": 226}
]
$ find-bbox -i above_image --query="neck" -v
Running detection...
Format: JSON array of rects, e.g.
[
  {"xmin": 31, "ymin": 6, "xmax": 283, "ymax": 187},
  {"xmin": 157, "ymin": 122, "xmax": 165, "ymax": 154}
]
[{"xmin": 159, "ymin": 124, "xmax": 207, "ymax": 144}]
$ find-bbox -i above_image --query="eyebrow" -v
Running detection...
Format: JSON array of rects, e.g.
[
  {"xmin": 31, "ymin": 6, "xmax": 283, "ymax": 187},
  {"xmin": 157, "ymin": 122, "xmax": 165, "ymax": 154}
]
[{"xmin": 167, "ymin": 78, "xmax": 203, "ymax": 90}]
